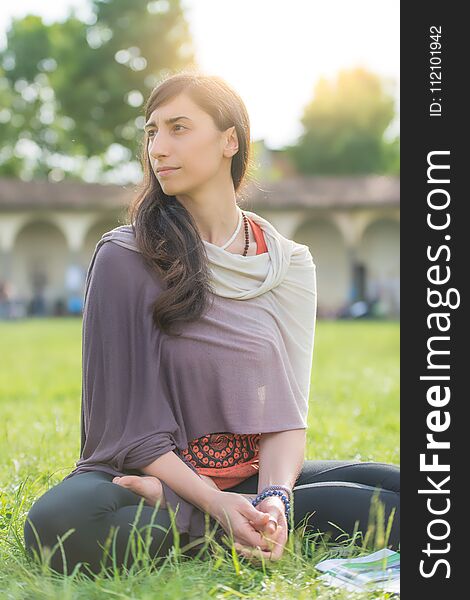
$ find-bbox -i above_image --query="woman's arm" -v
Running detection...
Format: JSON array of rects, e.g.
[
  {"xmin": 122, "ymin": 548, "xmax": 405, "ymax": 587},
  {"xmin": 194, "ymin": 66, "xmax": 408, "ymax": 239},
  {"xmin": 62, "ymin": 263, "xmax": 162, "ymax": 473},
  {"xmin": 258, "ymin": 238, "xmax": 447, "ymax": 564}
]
[
  {"xmin": 200, "ymin": 474, "xmax": 257, "ymax": 502},
  {"xmin": 257, "ymin": 429, "xmax": 306, "ymax": 493},
  {"xmin": 141, "ymin": 451, "xmax": 275, "ymax": 551},
  {"xmin": 140, "ymin": 450, "xmax": 221, "ymax": 513}
]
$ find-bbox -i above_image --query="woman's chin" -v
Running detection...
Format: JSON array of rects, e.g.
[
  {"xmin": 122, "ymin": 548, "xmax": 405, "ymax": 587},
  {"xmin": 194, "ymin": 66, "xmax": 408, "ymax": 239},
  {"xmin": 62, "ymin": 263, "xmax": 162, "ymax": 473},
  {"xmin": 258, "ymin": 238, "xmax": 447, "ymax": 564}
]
[{"xmin": 160, "ymin": 180, "xmax": 184, "ymax": 194}]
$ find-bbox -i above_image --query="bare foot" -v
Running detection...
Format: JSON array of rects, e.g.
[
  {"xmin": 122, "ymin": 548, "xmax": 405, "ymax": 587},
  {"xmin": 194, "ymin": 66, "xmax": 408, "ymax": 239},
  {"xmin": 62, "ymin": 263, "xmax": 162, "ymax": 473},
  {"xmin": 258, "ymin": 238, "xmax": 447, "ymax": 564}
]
[{"xmin": 112, "ymin": 475, "xmax": 166, "ymax": 508}]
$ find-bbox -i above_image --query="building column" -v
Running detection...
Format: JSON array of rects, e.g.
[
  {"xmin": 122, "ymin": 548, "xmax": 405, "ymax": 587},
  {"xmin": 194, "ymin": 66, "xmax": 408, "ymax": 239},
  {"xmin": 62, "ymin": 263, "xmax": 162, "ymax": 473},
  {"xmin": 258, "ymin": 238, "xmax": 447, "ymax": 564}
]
[
  {"xmin": 51, "ymin": 213, "xmax": 94, "ymax": 316},
  {"xmin": 346, "ymin": 245, "xmax": 367, "ymax": 304},
  {"xmin": 0, "ymin": 250, "xmax": 13, "ymax": 318},
  {"xmin": 0, "ymin": 249, "xmax": 13, "ymax": 282},
  {"xmin": 330, "ymin": 211, "xmax": 365, "ymax": 309},
  {"xmin": 63, "ymin": 249, "xmax": 86, "ymax": 315},
  {"xmin": 0, "ymin": 213, "xmax": 30, "ymax": 283}
]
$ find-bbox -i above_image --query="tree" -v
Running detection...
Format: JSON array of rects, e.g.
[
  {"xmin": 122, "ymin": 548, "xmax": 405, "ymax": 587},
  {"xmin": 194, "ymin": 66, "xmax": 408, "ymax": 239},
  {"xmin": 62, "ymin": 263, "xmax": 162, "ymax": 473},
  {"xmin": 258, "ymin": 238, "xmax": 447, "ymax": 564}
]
[{"xmin": 284, "ymin": 67, "xmax": 399, "ymax": 174}]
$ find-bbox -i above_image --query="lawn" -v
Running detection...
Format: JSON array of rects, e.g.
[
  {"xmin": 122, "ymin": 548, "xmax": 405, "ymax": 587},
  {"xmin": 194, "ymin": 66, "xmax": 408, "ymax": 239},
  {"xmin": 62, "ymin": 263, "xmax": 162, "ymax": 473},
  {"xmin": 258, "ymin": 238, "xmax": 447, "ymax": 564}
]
[{"xmin": 0, "ymin": 317, "xmax": 399, "ymax": 599}]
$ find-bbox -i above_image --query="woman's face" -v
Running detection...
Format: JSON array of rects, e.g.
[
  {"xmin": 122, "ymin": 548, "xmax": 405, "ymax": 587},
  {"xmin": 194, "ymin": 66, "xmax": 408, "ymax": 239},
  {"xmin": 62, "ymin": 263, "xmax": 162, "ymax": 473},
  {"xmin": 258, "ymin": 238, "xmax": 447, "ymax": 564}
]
[{"xmin": 145, "ymin": 92, "xmax": 234, "ymax": 196}]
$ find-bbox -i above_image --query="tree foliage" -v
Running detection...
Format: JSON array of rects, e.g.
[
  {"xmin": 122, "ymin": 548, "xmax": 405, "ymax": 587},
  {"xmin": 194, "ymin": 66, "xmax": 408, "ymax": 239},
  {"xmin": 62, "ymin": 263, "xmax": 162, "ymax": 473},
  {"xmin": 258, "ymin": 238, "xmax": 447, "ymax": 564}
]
[
  {"xmin": 0, "ymin": 0, "xmax": 196, "ymax": 181},
  {"xmin": 285, "ymin": 67, "xmax": 399, "ymax": 174}
]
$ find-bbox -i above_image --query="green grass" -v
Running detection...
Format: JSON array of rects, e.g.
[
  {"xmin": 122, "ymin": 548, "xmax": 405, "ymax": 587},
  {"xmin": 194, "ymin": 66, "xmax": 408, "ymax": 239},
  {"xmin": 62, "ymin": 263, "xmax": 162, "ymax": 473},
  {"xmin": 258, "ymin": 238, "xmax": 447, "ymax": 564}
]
[{"xmin": 0, "ymin": 318, "xmax": 399, "ymax": 599}]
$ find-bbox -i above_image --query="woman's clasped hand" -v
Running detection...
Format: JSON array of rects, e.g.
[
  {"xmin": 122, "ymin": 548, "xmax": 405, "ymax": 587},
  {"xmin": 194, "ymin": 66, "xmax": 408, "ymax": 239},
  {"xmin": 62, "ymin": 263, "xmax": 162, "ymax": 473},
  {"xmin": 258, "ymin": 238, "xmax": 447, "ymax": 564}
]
[{"xmin": 208, "ymin": 490, "xmax": 289, "ymax": 564}]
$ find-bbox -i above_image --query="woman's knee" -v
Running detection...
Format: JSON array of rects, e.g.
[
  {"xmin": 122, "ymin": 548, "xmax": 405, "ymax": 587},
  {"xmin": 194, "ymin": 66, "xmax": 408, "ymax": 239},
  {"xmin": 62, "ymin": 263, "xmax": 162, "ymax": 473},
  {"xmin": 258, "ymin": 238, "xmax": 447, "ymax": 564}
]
[
  {"xmin": 25, "ymin": 473, "xmax": 108, "ymax": 540},
  {"xmin": 352, "ymin": 461, "xmax": 400, "ymax": 494},
  {"xmin": 24, "ymin": 472, "xmax": 180, "ymax": 575},
  {"xmin": 292, "ymin": 481, "xmax": 400, "ymax": 551},
  {"xmin": 24, "ymin": 473, "xmax": 110, "ymax": 570},
  {"xmin": 297, "ymin": 459, "xmax": 400, "ymax": 494}
]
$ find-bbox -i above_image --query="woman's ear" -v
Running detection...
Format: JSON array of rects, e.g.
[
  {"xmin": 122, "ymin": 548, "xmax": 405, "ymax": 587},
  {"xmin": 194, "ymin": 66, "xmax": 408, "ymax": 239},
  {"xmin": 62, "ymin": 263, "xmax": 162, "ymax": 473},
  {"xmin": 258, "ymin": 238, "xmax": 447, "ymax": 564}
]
[{"xmin": 224, "ymin": 125, "xmax": 239, "ymax": 157}]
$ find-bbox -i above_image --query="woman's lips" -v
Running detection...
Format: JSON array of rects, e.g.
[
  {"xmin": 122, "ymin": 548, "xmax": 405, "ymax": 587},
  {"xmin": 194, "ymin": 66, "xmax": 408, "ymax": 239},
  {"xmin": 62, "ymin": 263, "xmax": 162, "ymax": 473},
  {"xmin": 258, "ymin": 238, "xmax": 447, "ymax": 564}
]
[{"xmin": 157, "ymin": 167, "xmax": 180, "ymax": 176}]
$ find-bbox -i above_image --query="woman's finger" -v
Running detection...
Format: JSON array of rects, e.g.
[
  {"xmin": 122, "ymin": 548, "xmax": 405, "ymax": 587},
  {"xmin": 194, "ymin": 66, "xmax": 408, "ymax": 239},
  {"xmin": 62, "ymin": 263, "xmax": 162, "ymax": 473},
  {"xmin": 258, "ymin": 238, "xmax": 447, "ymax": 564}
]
[
  {"xmin": 235, "ymin": 525, "xmax": 287, "ymax": 562},
  {"xmin": 228, "ymin": 526, "xmax": 269, "ymax": 551},
  {"xmin": 249, "ymin": 517, "xmax": 277, "ymax": 531},
  {"xmin": 240, "ymin": 519, "xmax": 275, "ymax": 550},
  {"xmin": 242, "ymin": 527, "xmax": 272, "ymax": 551},
  {"xmin": 234, "ymin": 542, "xmax": 272, "ymax": 563}
]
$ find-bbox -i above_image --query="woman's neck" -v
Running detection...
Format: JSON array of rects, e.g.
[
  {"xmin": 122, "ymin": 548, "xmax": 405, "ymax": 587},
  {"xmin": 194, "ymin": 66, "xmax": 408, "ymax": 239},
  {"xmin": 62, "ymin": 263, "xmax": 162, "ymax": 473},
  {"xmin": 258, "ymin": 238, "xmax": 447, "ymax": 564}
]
[{"xmin": 176, "ymin": 184, "xmax": 241, "ymax": 246}]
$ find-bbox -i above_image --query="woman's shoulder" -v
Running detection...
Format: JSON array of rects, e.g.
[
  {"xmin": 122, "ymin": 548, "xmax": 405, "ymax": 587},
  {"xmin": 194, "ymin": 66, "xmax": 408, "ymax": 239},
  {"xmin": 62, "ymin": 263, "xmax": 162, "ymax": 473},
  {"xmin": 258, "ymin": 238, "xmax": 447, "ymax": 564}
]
[
  {"xmin": 92, "ymin": 227, "xmax": 161, "ymax": 286},
  {"xmin": 97, "ymin": 224, "xmax": 138, "ymax": 255},
  {"xmin": 94, "ymin": 235, "xmax": 139, "ymax": 271},
  {"xmin": 88, "ymin": 239, "xmax": 165, "ymax": 304}
]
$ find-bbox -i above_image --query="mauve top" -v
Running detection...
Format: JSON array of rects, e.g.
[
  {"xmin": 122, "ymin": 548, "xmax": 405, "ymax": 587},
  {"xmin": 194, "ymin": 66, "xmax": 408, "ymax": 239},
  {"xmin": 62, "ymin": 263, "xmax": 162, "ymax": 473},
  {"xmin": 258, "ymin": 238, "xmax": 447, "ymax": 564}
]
[
  {"xmin": 180, "ymin": 216, "xmax": 268, "ymax": 490},
  {"xmin": 63, "ymin": 210, "xmax": 316, "ymax": 543}
]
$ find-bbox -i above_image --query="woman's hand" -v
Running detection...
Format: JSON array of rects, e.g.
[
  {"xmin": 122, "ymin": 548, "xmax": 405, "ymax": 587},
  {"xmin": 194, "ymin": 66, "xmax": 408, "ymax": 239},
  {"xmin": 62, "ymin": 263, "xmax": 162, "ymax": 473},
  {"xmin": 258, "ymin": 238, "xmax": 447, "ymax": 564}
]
[
  {"xmin": 206, "ymin": 490, "xmax": 277, "ymax": 552},
  {"xmin": 234, "ymin": 495, "xmax": 289, "ymax": 564},
  {"xmin": 201, "ymin": 475, "xmax": 289, "ymax": 563}
]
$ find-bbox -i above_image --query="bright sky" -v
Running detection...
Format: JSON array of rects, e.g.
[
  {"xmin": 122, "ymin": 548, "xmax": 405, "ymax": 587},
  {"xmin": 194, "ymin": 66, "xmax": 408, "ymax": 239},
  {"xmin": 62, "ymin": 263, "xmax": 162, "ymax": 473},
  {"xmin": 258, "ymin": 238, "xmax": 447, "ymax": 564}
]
[{"xmin": 0, "ymin": 0, "xmax": 399, "ymax": 149}]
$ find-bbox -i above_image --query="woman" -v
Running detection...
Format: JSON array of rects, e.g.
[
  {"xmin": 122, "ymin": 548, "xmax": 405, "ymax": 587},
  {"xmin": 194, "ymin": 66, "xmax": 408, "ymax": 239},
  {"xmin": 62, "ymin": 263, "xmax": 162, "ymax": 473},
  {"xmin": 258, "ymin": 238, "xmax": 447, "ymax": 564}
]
[{"xmin": 24, "ymin": 72, "xmax": 399, "ymax": 576}]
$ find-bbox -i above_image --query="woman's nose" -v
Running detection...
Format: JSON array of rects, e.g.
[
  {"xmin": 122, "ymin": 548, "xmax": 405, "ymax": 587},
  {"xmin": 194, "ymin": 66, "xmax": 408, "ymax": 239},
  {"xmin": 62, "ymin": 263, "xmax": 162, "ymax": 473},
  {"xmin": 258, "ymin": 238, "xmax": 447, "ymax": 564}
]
[{"xmin": 148, "ymin": 133, "xmax": 170, "ymax": 159}]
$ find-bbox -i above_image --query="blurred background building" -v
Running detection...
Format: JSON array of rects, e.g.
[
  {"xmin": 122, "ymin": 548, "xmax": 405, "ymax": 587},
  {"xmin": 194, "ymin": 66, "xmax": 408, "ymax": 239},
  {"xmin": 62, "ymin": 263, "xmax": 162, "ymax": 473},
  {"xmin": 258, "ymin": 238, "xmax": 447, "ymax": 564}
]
[{"xmin": 0, "ymin": 143, "xmax": 399, "ymax": 320}]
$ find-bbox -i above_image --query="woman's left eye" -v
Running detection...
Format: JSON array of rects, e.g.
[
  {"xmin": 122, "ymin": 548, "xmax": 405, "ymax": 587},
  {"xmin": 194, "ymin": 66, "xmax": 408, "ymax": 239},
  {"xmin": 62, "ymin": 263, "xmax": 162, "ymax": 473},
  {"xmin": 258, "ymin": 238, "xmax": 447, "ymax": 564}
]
[{"xmin": 147, "ymin": 125, "xmax": 185, "ymax": 138}]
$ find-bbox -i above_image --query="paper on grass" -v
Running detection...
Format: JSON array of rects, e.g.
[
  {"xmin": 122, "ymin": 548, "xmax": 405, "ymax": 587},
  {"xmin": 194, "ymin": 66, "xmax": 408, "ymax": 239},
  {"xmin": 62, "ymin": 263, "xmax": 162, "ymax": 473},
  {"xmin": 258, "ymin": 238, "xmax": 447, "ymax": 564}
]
[{"xmin": 315, "ymin": 548, "xmax": 400, "ymax": 594}]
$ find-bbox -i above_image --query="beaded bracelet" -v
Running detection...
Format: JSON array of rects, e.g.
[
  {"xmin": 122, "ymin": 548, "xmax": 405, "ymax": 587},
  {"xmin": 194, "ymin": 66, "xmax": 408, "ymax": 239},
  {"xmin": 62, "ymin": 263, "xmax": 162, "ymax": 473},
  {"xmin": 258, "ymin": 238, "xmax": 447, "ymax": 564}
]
[
  {"xmin": 251, "ymin": 485, "xmax": 292, "ymax": 526},
  {"xmin": 261, "ymin": 484, "xmax": 293, "ymax": 502}
]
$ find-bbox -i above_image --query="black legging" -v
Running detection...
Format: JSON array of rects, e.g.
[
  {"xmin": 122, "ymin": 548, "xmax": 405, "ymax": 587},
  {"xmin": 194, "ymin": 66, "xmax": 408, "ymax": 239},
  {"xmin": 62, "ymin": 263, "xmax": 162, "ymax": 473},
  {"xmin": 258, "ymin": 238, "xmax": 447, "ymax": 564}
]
[{"xmin": 24, "ymin": 459, "xmax": 400, "ymax": 576}]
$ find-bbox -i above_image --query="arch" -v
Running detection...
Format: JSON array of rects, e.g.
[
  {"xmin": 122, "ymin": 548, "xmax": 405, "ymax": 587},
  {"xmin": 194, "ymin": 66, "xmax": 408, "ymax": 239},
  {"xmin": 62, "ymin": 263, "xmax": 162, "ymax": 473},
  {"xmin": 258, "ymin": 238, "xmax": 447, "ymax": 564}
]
[
  {"xmin": 293, "ymin": 218, "xmax": 350, "ymax": 318},
  {"xmin": 12, "ymin": 220, "xmax": 69, "ymax": 314}
]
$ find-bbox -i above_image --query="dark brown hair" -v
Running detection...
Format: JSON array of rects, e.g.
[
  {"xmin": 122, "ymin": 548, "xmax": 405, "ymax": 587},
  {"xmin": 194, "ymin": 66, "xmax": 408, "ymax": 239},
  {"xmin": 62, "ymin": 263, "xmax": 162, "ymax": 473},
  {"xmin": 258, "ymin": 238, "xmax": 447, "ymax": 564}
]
[{"xmin": 128, "ymin": 70, "xmax": 253, "ymax": 336}]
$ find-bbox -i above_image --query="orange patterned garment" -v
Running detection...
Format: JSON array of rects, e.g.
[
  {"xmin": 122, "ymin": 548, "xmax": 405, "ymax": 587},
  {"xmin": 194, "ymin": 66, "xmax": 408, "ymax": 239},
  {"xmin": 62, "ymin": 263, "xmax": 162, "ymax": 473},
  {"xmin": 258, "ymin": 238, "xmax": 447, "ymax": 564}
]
[{"xmin": 180, "ymin": 217, "xmax": 268, "ymax": 490}]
